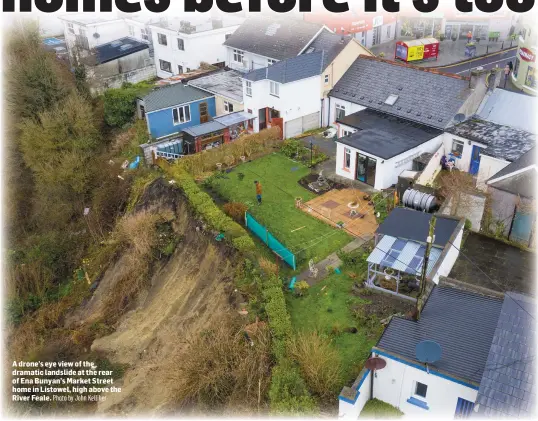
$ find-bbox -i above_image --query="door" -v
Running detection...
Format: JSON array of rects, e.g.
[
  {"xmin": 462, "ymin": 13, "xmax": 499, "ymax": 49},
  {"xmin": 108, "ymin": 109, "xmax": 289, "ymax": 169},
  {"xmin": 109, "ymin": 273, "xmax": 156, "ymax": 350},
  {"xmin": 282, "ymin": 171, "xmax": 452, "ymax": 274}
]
[
  {"xmin": 258, "ymin": 108, "xmax": 266, "ymax": 130},
  {"xmin": 454, "ymin": 397, "xmax": 474, "ymax": 418},
  {"xmin": 356, "ymin": 153, "xmax": 377, "ymax": 187},
  {"xmin": 199, "ymin": 102, "xmax": 209, "ymax": 123},
  {"xmin": 373, "ymin": 26, "xmax": 381, "ymax": 45},
  {"xmin": 285, "ymin": 117, "xmax": 303, "ymax": 138},
  {"xmin": 510, "ymin": 209, "xmax": 535, "ymax": 244},
  {"xmin": 469, "ymin": 145, "xmax": 481, "ymax": 175}
]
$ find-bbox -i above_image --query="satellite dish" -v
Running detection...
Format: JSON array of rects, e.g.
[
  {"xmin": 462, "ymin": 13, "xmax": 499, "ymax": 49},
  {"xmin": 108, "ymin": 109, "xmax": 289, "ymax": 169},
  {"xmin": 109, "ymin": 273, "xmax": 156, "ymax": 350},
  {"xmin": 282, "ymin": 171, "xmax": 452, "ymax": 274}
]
[
  {"xmin": 453, "ymin": 113, "xmax": 465, "ymax": 124},
  {"xmin": 93, "ymin": 32, "xmax": 100, "ymax": 39},
  {"xmin": 416, "ymin": 340, "xmax": 442, "ymax": 373},
  {"xmin": 365, "ymin": 357, "xmax": 386, "ymax": 378}
]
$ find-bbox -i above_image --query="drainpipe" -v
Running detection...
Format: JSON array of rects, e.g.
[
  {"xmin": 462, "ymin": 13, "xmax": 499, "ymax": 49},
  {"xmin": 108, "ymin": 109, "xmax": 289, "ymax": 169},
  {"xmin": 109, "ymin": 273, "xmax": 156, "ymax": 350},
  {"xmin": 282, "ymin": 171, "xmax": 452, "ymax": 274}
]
[
  {"xmin": 320, "ymin": 98, "xmax": 324, "ymax": 127},
  {"xmin": 327, "ymin": 96, "xmax": 331, "ymax": 127},
  {"xmin": 508, "ymin": 204, "xmax": 518, "ymax": 240}
]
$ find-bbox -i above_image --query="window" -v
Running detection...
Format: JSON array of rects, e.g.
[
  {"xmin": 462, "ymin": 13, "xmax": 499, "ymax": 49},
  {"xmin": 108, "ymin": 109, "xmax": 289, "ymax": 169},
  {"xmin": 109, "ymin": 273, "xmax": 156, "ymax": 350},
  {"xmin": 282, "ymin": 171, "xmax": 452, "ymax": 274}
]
[
  {"xmin": 324, "ymin": 74, "xmax": 329, "ymax": 84},
  {"xmin": 224, "ymin": 101, "xmax": 234, "ymax": 112},
  {"xmin": 270, "ymin": 81, "xmax": 280, "ymax": 97},
  {"xmin": 233, "ymin": 49, "xmax": 244, "ymax": 63},
  {"xmin": 335, "ymin": 104, "xmax": 346, "ymax": 121},
  {"xmin": 159, "ymin": 60, "xmax": 172, "ymax": 73},
  {"xmin": 342, "ymin": 130, "xmax": 353, "ymax": 137},
  {"xmin": 245, "ymin": 80, "xmax": 252, "ymax": 97},
  {"xmin": 186, "ymin": 68, "xmax": 191, "ymax": 73},
  {"xmin": 141, "ymin": 28, "xmax": 149, "ymax": 41},
  {"xmin": 157, "ymin": 33, "xmax": 167, "ymax": 46},
  {"xmin": 178, "ymin": 65, "xmax": 183, "ymax": 74},
  {"xmin": 415, "ymin": 382, "xmax": 428, "ymax": 399},
  {"xmin": 67, "ymin": 23, "xmax": 74, "ymax": 34},
  {"xmin": 177, "ymin": 38, "xmax": 184, "ymax": 51},
  {"xmin": 344, "ymin": 148, "xmax": 351, "ymax": 169},
  {"xmin": 268, "ymin": 59, "xmax": 277, "ymax": 66},
  {"xmin": 525, "ymin": 66, "xmax": 536, "ymax": 89},
  {"xmin": 128, "ymin": 25, "xmax": 135, "ymax": 37},
  {"xmin": 173, "ymin": 105, "xmax": 191, "ymax": 125},
  {"xmin": 451, "ymin": 139, "xmax": 464, "ymax": 158}
]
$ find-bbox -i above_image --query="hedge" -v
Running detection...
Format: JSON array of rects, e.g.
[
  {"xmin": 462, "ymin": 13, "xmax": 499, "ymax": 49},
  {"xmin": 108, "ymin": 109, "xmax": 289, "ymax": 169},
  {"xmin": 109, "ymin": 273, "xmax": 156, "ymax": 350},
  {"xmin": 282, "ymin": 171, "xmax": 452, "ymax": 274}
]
[{"xmin": 159, "ymin": 160, "xmax": 255, "ymax": 252}]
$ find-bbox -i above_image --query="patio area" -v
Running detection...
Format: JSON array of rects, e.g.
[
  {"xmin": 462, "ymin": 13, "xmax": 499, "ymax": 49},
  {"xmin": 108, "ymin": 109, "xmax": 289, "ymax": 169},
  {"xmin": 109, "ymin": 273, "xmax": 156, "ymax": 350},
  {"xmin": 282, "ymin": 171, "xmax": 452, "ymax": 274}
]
[{"xmin": 299, "ymin": 188, "xmax": 378, "ymax": 238}]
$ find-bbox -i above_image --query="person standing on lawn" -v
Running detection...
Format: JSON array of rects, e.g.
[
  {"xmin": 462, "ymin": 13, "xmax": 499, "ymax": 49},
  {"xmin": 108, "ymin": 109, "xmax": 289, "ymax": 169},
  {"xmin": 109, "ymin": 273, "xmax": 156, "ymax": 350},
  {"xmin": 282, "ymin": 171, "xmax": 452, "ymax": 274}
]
[{"xmin": 254, "ymin": 180, "xmax": 262, "ymax": 205}]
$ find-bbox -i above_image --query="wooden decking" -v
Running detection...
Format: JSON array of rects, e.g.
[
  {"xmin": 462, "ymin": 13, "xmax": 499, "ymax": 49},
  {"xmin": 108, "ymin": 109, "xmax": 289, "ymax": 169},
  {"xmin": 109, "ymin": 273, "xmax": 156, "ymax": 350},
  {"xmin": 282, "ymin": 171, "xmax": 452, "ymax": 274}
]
[{"xmin": 300, "ymin": 188, "xmax": 378, "ymax": 238}]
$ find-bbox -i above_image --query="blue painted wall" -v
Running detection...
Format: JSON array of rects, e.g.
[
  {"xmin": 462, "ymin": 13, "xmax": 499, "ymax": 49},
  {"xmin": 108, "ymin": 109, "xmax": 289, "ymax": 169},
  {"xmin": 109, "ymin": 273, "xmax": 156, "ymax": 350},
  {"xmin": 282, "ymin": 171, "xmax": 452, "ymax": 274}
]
[{"xmin": 146, "ymin": 97, "xmax": 216, "ymax": 139}]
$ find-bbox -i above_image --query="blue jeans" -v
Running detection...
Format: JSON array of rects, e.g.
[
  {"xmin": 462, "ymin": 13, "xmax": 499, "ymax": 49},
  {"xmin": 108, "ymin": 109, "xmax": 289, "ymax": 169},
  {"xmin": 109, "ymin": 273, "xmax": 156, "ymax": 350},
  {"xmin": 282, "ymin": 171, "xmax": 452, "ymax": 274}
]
[{"xmin": 256, "ymin": 194, "xmax": 262, "ymax": 204}]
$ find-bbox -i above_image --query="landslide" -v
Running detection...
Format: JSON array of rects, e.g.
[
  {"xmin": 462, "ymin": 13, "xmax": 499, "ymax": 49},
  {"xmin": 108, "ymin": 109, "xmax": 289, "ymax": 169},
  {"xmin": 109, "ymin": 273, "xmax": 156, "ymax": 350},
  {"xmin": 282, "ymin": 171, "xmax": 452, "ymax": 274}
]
[{"xmin": 68, "ymin": 178, "xmax": 245, "ymax": 415}]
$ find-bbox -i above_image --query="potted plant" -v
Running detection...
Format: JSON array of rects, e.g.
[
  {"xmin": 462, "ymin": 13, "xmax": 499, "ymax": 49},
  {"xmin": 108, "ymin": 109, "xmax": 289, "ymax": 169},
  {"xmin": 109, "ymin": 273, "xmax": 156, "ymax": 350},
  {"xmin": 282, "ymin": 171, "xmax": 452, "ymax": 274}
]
[
  {"xmin": 452, "ymin": 34, "xmax": 458, "ymax": 42},
  {"xmin": 439, "ymin": 33, "xmax": 445, "ymax": 41},
  {"xmin": 379, "ymin": 52, "xmax": 385, "ymax": 58}
]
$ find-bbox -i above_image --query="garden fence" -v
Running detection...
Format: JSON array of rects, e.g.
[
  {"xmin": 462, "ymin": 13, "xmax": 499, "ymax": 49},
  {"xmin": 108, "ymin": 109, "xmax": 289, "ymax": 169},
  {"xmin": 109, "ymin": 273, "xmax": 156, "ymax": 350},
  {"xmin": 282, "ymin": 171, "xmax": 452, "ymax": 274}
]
[{"xmin": 245, "ymin": 212, "xmax": 296, "ymax": 270}]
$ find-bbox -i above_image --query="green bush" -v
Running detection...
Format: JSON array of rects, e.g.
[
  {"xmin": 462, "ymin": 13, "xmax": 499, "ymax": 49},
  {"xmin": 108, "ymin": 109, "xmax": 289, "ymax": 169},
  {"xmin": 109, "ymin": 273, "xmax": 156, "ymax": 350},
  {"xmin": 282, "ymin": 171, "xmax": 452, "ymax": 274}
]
[
  {"xmin": 269, "ymin": 362, "xmax": 318, "ymax": 414},
  {"xmin": 232, "ymin": 235, "xmax": 255, "ymax": 253},
  {"xmin": 103, "ymin": 82, "xmax": 153, "ymax": 127},
  {"xmin": 464, "ymin": 218, "xmax": 472, "ymax": 231}
]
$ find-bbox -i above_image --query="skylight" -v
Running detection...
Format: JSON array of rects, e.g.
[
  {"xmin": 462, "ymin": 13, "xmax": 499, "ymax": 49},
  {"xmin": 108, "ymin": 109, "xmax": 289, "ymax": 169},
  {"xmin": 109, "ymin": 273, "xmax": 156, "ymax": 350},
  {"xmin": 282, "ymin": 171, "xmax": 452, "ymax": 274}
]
[
  {"xmin": 110, "ymin": 40, "xmax": 122, "ymax": 47},
  {"xmin": 119, "ymin": 44, "xmax": 133, "ymax": 51},
  {"xmin": 265, "ymin": 23, "xmax": 281, "ymax": 36},
  {"xmin": 385, "ymin": 94, "xmax": 399, "ymax": 106},
  {"xmin": 306, "ymin": 47, "xmax": 315, "ymax": 54}
]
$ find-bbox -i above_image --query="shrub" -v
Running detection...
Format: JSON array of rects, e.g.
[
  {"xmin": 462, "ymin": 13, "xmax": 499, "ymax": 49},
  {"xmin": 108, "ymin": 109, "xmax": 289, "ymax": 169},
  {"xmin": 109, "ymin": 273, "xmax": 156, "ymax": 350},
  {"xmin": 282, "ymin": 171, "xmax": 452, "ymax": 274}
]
[
  {"xmin": 232, "ymin": 235, "xmax": 255, "ymax": 253},
  {"xmin": 289, "ymin": 332, "xmax": 343, "ymax": 400},
  {"xmin": 259, "ymin": 257, "xmax": 278, "ymax": 276},
  {"xmin": 294, "ymin": 280, "xmax": 310, "ymax": 297},
  {"xmin": 268, "ymin": 362, "xmax": 318, "ymax": 414},
  {"xmin": 223, "ymin": 202, "xmax": 248, "ymax": 223},
  {"xmin": 103, "ymin": 81, "xmax": 153, "ymax": 127},
  {"xmin": 464, "ymin": 218, "xmax": 472, "ymax": 231}
]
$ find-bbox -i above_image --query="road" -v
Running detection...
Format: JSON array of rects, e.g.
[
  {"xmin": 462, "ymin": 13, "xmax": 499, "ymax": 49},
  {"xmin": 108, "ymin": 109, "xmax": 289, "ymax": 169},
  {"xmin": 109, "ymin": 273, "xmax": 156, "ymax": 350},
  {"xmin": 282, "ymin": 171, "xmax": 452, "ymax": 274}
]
[{"xmin": 431, "ymin": 47, "xmax": 517, "ymax": 76}]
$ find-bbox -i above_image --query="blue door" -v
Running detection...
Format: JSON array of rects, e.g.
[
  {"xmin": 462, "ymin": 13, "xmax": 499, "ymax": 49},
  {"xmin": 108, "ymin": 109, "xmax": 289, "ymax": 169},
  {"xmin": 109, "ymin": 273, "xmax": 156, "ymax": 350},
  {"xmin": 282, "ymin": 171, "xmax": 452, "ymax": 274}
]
[
  {"xmin": 455, "ymin": 397, "xmax": 474, "ymax": 418},
  {"xmin": 469, "ymin": 145, "xmax": 481, "ymax": 175}
]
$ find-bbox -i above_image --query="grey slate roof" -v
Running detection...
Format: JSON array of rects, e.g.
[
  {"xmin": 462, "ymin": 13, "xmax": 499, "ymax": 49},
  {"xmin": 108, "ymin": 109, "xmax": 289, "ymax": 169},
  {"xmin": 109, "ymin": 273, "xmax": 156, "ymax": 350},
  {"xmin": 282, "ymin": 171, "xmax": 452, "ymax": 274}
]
[
  {"xmin": 446, "ymin": 118, "xmax": 536, "ymax": 162},
  {"xmin": 336, "ymin": 109, "xmax": 443, "ymax": 160},
  {"xmin": 94, "ymin": 37, "xmax": 149, "ymax": 64},
  {"xmin": 475, "ymin": 292, "xmax": 536, "ymax": 418},
  {"xmin": 303, "ymin": 29, "xmax": 353, "ymax": 70},
  {"xmin": 244, "ymin": 51, "xmax": 324, "ymax": 84},
  {"xmin": 376, "ymin": 208, "xmax": 460, "ymax": 248},
  {"xmin": 223, "ymin": 17, "xmax": 323, "ymax": 60},
  {"xmin": 188, "ymin": 70, "xmax": 244, "ymax": 103},
  {"xmin": 489, "ymin": 148, "xmax": 537, "ymax": 182},
  {"xmin": 377, "ymin": 286, "xmax": 503, "ymax": 384},
  {"xmin": 141, "ymin": 83, "xmax": 213, "ymax": 113},
  {"xmin": 478, "ymin": 89, "xmax": 538, "ymax": 134},
  {"xmin": 183, "ymin": 120, "xmax": 226, "ymax": 137},
  {"xmin": 330, "ymin": 55, "xmax": 471, "ymax": 130},
  {"xmin": 489, "ymin": 169, "xmax": 537, "ymax": 199}
]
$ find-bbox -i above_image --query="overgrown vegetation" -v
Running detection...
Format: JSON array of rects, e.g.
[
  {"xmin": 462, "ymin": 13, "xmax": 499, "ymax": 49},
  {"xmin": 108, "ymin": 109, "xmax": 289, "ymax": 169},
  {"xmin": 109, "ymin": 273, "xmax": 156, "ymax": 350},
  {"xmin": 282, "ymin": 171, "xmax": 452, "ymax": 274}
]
[
  {"xmin": 103, "ymin": 80, "xmax": 154, "ymax": 128},
  {"xmin": 360, "ymin": 398, "xmax": 404, "ymax": 418},
  {"xmin": 280, "ymin": 138, "xmax": 328, "ymax": 167}
]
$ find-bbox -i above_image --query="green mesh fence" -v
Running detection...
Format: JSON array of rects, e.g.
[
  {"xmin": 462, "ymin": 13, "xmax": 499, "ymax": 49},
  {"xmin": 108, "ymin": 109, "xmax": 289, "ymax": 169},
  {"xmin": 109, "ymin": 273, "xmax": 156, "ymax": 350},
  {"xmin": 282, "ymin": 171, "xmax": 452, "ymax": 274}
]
[{"xmin": 245, "ymin": 212, "xmax": 296, "ymax": 270}]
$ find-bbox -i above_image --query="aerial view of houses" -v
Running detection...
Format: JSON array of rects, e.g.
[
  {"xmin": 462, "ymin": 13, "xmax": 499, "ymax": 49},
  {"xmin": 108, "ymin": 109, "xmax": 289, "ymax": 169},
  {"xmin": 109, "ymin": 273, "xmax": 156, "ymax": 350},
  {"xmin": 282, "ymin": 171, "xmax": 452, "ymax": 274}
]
[{"xmin": 3, "ymin": 6, "xmax": 536, "ymax": 419}]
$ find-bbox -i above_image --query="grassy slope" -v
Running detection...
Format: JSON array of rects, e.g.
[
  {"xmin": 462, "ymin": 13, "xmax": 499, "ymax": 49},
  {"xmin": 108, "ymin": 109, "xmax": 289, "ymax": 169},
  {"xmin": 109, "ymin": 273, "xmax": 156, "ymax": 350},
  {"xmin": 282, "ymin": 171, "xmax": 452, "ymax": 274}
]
[{"xmin": 207, "ymin": 153, "xmax": 351, "ymax": 268}]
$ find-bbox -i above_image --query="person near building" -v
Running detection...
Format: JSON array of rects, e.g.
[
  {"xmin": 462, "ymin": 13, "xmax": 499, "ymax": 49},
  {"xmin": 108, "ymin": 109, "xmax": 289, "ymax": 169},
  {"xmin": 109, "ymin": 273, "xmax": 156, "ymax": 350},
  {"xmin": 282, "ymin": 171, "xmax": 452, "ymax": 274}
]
[{"xmin": 467, "ymin": 31, "xmax": 473, "ymax": 43}]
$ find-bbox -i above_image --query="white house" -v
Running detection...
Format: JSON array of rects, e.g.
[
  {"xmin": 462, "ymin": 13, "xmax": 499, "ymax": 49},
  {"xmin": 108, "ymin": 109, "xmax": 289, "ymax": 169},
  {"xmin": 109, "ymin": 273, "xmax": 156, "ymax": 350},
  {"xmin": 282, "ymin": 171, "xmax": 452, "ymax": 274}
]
[
  {"xmin": 335, "ymin": 109, "xmax": 445, "ymax": 190},
  {"xmin": 149, "ymin": 15, "xmax": 243, "ymax": 78},
  {"xmin": 223, "ymin": 16, "xmax": 325, "ymax": 72},
  {"xmin": 339, "ymin": 287, "xmax": 536, "ymax": 418},
  {"xmin": 58, "ymin": 13, "xmax": 153, "ymax": 61},
  {"xmin": 242, "ymin": 52, "xmax": 324, "ymax": 139},
  {"xmin": 339, "ymin": 285, "xmax": 504, "ymax": 418}
]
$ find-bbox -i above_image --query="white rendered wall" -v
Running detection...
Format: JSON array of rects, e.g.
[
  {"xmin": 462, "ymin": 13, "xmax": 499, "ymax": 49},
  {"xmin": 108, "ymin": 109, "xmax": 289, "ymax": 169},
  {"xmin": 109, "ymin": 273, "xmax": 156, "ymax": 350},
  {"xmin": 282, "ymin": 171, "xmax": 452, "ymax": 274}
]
[
  {"xmin": 432, "ymin": 225, "xmax": 463, "ymax": 284},
  {"xmin": 442, "ymin": 133, "xmax": 487, "ymax": 173},
  {"xmin": 476, "ymin": 155, "xmax": 510, "ymax": 192}
]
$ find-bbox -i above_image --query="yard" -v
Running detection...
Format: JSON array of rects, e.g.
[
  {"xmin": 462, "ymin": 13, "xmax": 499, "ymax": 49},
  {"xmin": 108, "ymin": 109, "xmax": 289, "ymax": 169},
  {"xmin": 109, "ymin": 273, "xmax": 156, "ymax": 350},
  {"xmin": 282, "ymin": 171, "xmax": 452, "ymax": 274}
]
[
  {"xmin": 204, "ymin": 153, "xmax": 351, "ymax": 268},
  {"xmin": 286, "ymin": 248, "xmax": 415, "ymax": 385}
]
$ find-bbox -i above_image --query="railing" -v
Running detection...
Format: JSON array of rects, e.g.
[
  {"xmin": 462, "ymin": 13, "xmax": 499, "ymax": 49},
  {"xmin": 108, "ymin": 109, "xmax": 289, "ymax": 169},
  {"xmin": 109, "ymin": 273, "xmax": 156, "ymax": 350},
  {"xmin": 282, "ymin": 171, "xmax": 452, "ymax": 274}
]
[{"xmin": 156, "ymin": 150, "xmax": 183, "ymax": 160}]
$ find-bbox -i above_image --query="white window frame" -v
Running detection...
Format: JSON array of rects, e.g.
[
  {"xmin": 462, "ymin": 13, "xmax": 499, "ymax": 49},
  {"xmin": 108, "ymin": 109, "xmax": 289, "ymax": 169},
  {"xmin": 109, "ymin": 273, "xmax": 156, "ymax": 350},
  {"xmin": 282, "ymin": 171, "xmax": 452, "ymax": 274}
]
[
  {"xmin": 233, "ymin": 49, "xmax": 244, "ymax": 63},
  {"xmin": 342, "ymin": 130, "xmax": 353, "ymax": 137},
  {"xmin": 159, "ymin": 60, "xmax": 172, "ymax": 73},
  {"xmin": 245, "ymin": 80, "xmax": 252, "ymax": 97},
  {"xmin": 177, "ymin": 38, "xmax": 185, "ymax": 51},
  {"xmin": 344, "ymin": 147, "xmax": 351, "ymax": 169},
  {"xmin": 335, "ymin": 104, "xmax": 346, "ymax": 121},
  {"xmin": 268, "ymin": 59, "xmax": 277, "ymax": 66},
  {"xmin": 128, "ymin": 25, "xmax": 135, "ymax": 37},
  {"xmin": 173, "ymin": 104, "xmax": 191, "ymax": 125},
  {"xmin": 324, "ymin": 74, "xmax": 330, "ymax": 84},
  {"xmin": 224, "ymin": 101, "xmax": 234, "ymax": 112},
  {"xmin": 451, "ymin": 139, "xmax": 464, "ymax": 158},
  {"xmin": 141, "ymin": 28, "xmax": 149, "ymax": 41},
  {"xmin": 270, "ymin": 81, "xmax": 280, "ymax": 97},
  {"xmin": 67, "ymin": 23, "xmax": 74, "ymax": 34},
  {"xmin": 157, "ymin": 33, "xmax": 167, "ymax": 46}
]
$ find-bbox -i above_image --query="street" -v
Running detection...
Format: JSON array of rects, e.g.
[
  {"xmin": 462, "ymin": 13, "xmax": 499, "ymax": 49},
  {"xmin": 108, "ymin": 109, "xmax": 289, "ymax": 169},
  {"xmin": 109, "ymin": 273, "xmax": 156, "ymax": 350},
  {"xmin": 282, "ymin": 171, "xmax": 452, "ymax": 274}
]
[{"xmin": 427, "ymin": 47, "xmax": 517, "ymax": 76}]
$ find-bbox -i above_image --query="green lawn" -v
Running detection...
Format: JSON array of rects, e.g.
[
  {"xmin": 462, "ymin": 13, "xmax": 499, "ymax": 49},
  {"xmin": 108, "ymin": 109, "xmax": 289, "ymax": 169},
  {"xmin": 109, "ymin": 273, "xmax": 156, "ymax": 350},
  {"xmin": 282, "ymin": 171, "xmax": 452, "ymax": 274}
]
[
  {"xmin": 286, "ymin": 251, "xmax": 382, "ymax": 384},
  {"xmin": 360, "ymin": 398, "xmax": 403, "ymax": 418},
  {"xmin": 205, "ymin": 153, "xmax": 351, "ymax": 268}
]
